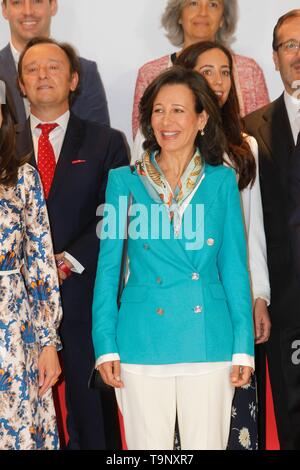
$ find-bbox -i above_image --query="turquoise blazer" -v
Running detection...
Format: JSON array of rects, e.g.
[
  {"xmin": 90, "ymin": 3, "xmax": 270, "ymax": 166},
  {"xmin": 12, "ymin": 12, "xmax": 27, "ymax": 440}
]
[{"xmin": 92, "ymin": 164, "xmax": 254, "ymax": 364}]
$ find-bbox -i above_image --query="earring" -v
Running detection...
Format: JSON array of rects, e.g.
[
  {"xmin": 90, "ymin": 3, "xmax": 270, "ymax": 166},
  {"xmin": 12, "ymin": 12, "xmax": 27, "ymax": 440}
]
[{"xmin": 200, "ymin": 129, "xmax": 205, "ymax": 136}]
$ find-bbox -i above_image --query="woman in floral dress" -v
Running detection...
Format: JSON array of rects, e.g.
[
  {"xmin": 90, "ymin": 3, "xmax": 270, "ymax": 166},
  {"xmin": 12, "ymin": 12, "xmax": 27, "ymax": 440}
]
[{"xmin": 0, "ymin": 81, "xmax": 62, "ymax": 450}]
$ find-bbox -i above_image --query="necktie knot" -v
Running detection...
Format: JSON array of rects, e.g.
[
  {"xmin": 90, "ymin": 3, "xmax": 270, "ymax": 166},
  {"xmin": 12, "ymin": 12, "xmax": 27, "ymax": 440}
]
[{"xmin": 37, "ymin": 123, "xmax": 58, "ymax": 137}]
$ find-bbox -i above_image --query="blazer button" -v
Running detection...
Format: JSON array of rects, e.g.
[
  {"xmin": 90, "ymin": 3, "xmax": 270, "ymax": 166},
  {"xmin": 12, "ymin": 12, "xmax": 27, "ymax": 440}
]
[
  {"xmin": 207, "ymin": 238, "xmax": 215, "ymax": 246},
  {"xmin": 156, "ymin": 308, "xmax": 164, "ymax": 316},
  {"xmin": 143, "ymin": 243, "xmax": 150, "ymax": 251},
  {"xmin": 194, "ymin": 306, "xmax": 203, "ymax": 314},
  {"xmin": 156, "ymin": 277, "xmax": 163, "ymax": 285},
  {"xmin": 192, "ymin": 273, "xmax": 200, "ymax": 281}
]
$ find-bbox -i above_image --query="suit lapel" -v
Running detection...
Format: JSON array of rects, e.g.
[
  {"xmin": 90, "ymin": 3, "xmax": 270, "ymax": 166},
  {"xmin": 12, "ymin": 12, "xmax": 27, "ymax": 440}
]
[
  {"xmin": 47, "ymin": 114, "xmax": 85, "ymax": 201},
  {"xmin": 258, "ymin": 94, "xmax": 294, "ymax": 188},
  {"xmin": 0, "ymin": 45, "xmax": 27, "ymax": 125}
]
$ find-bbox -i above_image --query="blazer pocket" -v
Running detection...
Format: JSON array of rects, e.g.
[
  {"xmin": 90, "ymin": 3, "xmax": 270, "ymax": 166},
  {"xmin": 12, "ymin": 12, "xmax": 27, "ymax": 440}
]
[
  {"xmin": 208, "ymin": 283, "xmax": 227, "ymax": 300},
  {"xmin": 120, "ymin": 285, "xmax": 148, "ymax": 303}
]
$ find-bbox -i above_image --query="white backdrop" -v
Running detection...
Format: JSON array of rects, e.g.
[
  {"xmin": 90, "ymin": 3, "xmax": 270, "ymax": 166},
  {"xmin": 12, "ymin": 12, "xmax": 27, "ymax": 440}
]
[{"xmin": 0, "ymin": 0, "xmax": 299, "ymax": 143}]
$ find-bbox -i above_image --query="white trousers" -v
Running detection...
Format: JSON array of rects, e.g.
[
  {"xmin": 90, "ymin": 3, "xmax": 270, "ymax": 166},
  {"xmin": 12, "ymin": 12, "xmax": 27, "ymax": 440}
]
[{"xmin": 115, "ymin": 367, "xmax": 235, "ymax": 450}]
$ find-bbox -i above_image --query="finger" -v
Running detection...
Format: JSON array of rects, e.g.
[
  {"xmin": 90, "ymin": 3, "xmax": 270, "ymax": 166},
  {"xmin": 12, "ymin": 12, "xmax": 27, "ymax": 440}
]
[
  {"xmin": 58, "ymin": 269, "xmax": 67, "ymax": 281},
  {"xmin": 230, "ymin": 365, "xmax": 240, "ymax": 385},
  {"xmin": 39, "ymin": 374, "xmax": 53, "ymax": 397},
  {"xmin": 100, "ymin": 363, "xmax": 123, "ymax": 388},
  {"xmin": 113, "ymin": 362, "xmax": 124, "ymax": 386},
  {"xmin": 38, "ymin": 365, "xmax": 45, "ymax": 388},
  {"xmin": 239, "ymin": 369, "xmax": 252, "ymax": 387},
  {"xmin": 254, "ymin": 319, "xmax": 262, "ymax": 342}
]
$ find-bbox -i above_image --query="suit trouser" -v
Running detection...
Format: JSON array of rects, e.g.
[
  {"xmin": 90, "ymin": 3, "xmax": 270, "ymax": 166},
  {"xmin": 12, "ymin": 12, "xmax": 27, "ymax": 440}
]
[
  {"xmin": 60, "ymin": 321, "xmax": 121, "ymax": 450},
  {"xmin": 115, "ymin": 367, "xmax": 234, "ymax": 450},
  {"xmin": 266, "ymin": 325, "xmax": 300, "ymax": 450}
]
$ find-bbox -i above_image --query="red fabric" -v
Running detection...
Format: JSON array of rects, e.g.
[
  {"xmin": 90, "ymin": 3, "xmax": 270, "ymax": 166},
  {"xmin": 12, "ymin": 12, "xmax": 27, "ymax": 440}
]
[
  {"xmin": 37, "ymin": 123, "xmax": 58, "ymax": 199},
  {"xmin": 266, "ymin": 360, "xmax": 280, "ymax": 450}
]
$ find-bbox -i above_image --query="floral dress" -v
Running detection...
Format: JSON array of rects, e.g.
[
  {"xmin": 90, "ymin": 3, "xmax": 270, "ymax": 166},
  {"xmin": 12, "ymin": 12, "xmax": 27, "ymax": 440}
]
[{"xmin": 0, "ymin": 163, "xmax": 62, "ymax": 450}]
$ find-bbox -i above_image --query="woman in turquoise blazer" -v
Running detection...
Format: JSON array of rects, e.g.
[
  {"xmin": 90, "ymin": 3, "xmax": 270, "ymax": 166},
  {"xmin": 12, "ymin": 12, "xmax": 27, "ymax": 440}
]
[{"xmin": 92, "ymin": 67, "xmax": 254, "ymax": 450}]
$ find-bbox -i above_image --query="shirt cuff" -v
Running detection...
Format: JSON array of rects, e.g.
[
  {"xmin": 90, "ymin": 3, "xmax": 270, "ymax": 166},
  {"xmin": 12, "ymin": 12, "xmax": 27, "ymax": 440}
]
[
  {"xmin": 95, "ymin": 353, "xmax": 120, "ymax": 368},
  {"xmin": 64, "ymin": 251, "xmax": 85, "ymax": 274},
  {"xmin": 232, "ymin": 354, "xmax": 255, "ymax": 370}
]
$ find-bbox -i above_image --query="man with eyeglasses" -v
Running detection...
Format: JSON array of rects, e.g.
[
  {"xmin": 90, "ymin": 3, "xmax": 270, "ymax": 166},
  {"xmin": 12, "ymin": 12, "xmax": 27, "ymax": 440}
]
[
  {"xmin": 0, "ymin": 0, "xmax": 110, "ymax": 127},
  {"xmin": 245, "ymin": 10, "xmax": 300, "ymax": 450}
]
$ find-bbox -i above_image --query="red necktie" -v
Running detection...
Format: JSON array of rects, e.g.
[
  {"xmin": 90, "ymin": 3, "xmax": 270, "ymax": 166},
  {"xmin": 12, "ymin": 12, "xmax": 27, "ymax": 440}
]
[{"xmin": 37, "ymin": 123, "xmax": 58, "ymax": 199}]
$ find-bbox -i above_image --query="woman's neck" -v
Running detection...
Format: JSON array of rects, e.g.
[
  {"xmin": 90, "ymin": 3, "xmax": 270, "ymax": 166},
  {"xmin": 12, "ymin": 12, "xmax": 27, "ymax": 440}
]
[{"xmin": 156, "ymin": 148, "xmax": 195, "ymax": 191}]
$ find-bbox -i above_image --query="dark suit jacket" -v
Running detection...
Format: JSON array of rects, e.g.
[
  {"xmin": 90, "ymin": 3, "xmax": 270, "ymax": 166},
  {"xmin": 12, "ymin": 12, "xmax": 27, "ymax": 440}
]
[
  {"xmin": 0, "ymin": 43, "xmax": 110, "ymax": 127},
  {"xmin": 17, "ymin": 113, "xmax": 129, "ymax": 326},
  {"xmin": 245, "ymin": 94, "xmax": 300, "ymax": 328}
]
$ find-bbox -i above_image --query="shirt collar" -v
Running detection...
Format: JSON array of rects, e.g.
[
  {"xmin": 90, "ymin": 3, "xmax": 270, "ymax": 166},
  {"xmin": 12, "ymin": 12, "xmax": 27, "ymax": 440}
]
[
  {"xmin": 284, "ymin": 90, "xmax": 300, "ymax": 120},
  {"xmin": 9, "ymin": 41, "xmax": 20, "ymax": 67},
  {"xmin": 30, "ymin": 110, "xmax": 70, "ymax": 134}
]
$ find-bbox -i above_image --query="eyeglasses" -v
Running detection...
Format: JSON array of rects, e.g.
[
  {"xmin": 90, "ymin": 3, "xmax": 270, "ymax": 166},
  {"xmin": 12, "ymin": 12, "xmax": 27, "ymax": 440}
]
[{"xmin": 276, "ymin": 39, "xmax": 300, "ymax": 54}]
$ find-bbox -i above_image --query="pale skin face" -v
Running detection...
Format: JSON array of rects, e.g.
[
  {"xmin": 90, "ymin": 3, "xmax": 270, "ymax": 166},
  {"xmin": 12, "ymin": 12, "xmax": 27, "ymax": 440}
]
[
  {"xmin": 194, "ymin": 48, "xmax": 231, "ymax": 106},
  {"xmin": 2, "ymin": 0, "xmax": 58, "ymax": 52},
  {"xmin": 151, "ymin": 83, "xmax": 208, "ymax": 177},
  {"xmin": 273, "ymin": 17, "xmax": 300, "ymax": 97},
  {"xmin": 19, "ymin": 43, "xmax": 78, "ymax": 121},
  {"xmin": 180, "ymin": 0, "xmax": 224, "ymax": 49}
]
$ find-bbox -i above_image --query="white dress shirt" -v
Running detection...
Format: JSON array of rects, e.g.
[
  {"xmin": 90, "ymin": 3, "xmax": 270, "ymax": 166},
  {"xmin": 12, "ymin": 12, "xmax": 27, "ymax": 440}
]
[
  {"xmin": 30, "ymin": 111, "xmax": 84, "ymax": 274},
  {"xmin": 284, "ymin": 90, "xmax": 300, "ymax": 144}
]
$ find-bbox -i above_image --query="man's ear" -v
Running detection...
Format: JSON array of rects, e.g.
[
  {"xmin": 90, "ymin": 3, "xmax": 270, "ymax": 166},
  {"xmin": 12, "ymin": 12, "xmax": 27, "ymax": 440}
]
[
  {"xmin": 2, "ymin": 1, "xmax": 8, "ymax": 21},
  {"xmin": 273, "ymin": 51, "xmax": 280, "ymax": 72},
  {"xmin": 18, "ymin": 79, "xmax": 26, "ymax": 98},
  {"xmin": 50, "ymin": 0, "xmax": 58, "ymax": 17},
  {"xmin": 70, "ymin": 72, "xmax": 79, "ymax": 92}
]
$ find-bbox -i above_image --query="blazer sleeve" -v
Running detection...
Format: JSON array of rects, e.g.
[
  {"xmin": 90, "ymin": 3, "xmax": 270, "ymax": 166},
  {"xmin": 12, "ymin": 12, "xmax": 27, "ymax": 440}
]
[
  {"xmin": 65, "ymin": 131, "xmax": 129, "ymax": 275},
  {"xmin": 217, "ymin": 170, "xmax": 254, "ymax": 358},
  {"xmin": 92, "ymin": 170, "xmax": 129, "ymax": 358},
  {"xmin": 71, "ymin": 59, "xmax": 110, "ymax": 127},
  {"xmin": 242, "ymin": 135, "xmax": 270, "ymax": 304}
]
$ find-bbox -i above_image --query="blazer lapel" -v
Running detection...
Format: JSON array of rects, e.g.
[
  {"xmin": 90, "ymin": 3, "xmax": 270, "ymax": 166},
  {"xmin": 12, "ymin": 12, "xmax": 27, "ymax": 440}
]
[
  {"xmin": 258, "ymin": 94, "xmax": 294, "ymax": 189},
  {"xmin": 47, "ymin": 114, "xmax": 85, "ymax": 201},
  {"xmin": 0, "ymin": 45, "xmax": 27, "ymax": 125},
  {"xmin": 127, "ymin": 164, "xmax": 227, "ymax": 267}
]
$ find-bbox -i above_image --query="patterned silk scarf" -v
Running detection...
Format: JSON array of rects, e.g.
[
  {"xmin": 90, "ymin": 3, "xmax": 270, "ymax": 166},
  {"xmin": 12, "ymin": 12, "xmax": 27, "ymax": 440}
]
[{"xmin": 135, "ymin": 148, "xmax": 204, "ymax": 230}]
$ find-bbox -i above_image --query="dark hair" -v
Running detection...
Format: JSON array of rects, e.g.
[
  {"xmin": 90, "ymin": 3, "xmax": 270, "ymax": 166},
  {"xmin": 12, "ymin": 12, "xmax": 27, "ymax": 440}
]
[
  {"xmin": 175, "ymin": 41, "xmax": 256, "ymax": 191},
  {"xmin": 18, "ymin": 37, "xmax": 81, "ymax": 104},
  {"xmin": 273, "ymin": 9, "xmax": 300, "ymax": 51},
  {"xmin": 139, "ymin": 66, "xmax": 227, "ymax": 166},
  {"xmin": 0, "ymin": 79, "xmax": 26, "ymax": 187}
]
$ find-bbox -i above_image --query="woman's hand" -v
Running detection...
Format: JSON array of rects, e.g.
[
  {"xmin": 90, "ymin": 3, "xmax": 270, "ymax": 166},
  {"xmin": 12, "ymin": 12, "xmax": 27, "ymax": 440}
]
[
  {"xmin": 230, "ymin": 365, "xmax": 253, "ymax": 387},
  {"xmin": 253, "ymin": 298, "xmax": 271, "ymax": 344},
  {"xmin": 98, "ymin": 360, "xmax": 124, "ymax": 388},
  {"xmin": 38, "ymin": 346, "xmax": 61, "ymax": 397}
]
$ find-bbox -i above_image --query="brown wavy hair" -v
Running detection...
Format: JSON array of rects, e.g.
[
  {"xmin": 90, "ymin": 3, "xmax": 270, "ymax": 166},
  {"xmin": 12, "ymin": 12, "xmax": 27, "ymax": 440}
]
[
  {"xmin": 0, "ymin": 81, "xmax": 24, "ymax": 187},
  {"xmin": 175, "ymin": 41, "xmax": 256, "ymax": 190},
  {"xmin": 139, "ymin": 66, "xmax": 228, "ymax": 166}
]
